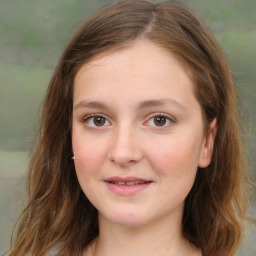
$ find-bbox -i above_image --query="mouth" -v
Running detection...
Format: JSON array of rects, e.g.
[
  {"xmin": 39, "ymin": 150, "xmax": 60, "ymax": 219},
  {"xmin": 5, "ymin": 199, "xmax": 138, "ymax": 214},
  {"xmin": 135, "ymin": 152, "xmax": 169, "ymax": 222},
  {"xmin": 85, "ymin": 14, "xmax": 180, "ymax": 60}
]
[
  {"xmin": 105, "ymin": 176, "xmax": 153, "ymax": 185},
  {"xmin": 107, "ymin": 180, "xmax": 152, "ymax": 186},
  {"xmin": 104, "ymin": 176, "xmax": 153, "ymax": 195}
]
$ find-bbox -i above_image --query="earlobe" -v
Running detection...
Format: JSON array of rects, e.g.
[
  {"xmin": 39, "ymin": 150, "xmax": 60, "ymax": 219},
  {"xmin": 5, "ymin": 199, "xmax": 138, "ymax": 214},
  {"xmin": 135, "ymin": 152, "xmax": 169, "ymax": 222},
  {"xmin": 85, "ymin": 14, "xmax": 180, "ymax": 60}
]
[{"xmin": 198, "ymin": 118, "xmax": 218, "ymax": 168}]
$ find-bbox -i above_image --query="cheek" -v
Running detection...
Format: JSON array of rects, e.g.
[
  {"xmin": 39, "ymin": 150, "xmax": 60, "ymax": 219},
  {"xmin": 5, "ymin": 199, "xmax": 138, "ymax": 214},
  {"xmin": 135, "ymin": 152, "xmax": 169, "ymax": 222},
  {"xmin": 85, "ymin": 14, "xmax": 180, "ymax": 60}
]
[
  {"xmin": 72, "ymin": 137, "xmax": 109, "ymax": 202},
  {"xmin": 149, "ymin": 136, "xmax": 202, "ymax": 177},
  {"xmin": 72, "ymin": 132, "xmax": 109, "ymax": 177}
]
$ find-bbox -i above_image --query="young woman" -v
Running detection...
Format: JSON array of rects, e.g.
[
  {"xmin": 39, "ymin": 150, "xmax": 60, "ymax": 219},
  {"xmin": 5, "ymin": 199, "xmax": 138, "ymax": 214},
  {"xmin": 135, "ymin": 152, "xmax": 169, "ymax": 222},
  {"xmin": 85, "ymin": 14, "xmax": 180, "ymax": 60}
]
[{"xmin": 9, "ymin": 1, "xmax": 255, "ymax": 256}]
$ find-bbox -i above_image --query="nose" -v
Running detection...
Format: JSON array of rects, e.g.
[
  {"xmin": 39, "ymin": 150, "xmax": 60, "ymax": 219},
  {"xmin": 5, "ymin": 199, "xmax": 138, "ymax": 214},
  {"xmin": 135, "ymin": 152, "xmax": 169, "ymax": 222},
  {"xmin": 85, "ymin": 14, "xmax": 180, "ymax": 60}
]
[{"xmin": 107, "ymin": 125, "xmax": 143, "ymax": 167}]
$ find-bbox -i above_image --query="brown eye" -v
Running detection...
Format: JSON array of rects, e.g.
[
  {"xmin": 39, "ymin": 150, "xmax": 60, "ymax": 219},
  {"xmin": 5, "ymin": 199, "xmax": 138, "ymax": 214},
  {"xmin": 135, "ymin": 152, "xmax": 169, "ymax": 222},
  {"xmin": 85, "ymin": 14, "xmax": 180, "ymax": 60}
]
[
  {"xmin": 84, "ymin": 114, "xmax": 110, "ymax": 127},
  {"xmin": 93, "ymin": 116, "xmax": 106, "ymax": 126},
  {"xmin": 145, "ymin": 113, "xmax": 173, "ymax": 128},
  {"xmin": 154, "ymin": 116, "xmax": 167, "ymax": 126}
]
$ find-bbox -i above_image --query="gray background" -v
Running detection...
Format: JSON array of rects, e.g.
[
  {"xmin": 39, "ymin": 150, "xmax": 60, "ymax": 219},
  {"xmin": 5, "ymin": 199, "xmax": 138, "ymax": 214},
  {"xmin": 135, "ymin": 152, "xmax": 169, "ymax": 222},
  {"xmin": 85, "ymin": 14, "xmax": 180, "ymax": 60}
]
[{"xmin": 0, "ymin": 0, "xmax": 255, "ymax": 255}]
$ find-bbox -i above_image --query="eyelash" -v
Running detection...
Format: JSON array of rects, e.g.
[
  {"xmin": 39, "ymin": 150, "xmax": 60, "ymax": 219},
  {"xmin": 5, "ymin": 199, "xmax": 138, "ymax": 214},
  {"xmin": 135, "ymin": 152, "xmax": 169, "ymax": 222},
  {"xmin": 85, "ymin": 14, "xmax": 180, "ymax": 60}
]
[
  {"xmin": 82, "ymin": 114, "xmax": 111, "ymax": 128},
  {"xmin": 82, "ymin": 113, "xmax": 175, "ymax": 128},
  {"xmin": 144, "ymin": 113, "xmax": 175, "ymax": 128}
]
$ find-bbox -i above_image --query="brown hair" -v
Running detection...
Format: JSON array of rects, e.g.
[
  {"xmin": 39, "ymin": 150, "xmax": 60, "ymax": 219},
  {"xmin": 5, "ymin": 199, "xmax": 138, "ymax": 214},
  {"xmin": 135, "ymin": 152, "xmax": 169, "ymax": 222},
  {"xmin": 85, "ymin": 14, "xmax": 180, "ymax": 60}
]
[{"xmin": 9, "ymin": 1, "xmax": 255, "ymax": 256}]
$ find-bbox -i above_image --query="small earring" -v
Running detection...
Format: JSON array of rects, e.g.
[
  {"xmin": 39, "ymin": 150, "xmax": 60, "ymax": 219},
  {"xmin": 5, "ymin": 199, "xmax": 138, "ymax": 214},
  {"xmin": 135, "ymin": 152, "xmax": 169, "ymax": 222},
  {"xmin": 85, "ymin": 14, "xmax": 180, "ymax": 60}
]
[{"xmin": 71, "ymin": 156, "xmax": 75, "ymax": 160}]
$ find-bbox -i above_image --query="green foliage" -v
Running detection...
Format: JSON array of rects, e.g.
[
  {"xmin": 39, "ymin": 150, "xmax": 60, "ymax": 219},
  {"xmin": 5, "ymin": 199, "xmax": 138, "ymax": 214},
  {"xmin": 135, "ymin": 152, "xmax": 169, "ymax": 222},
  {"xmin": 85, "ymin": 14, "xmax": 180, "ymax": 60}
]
[
  {"xmin": 188, "ymin": 0, "xmax": 256, "ymax": 31},
  {"xmin": 0, "ymin": 62, "xmax": 51, "ymax": 150}
]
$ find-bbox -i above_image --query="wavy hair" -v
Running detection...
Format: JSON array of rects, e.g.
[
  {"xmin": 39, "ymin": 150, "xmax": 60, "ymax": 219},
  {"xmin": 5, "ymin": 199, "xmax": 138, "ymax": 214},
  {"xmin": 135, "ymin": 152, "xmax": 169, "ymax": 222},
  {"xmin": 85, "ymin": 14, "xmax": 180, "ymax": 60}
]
[{"xmin": 9, "ymin": 1, "xmax": 255, "ymax": 255}]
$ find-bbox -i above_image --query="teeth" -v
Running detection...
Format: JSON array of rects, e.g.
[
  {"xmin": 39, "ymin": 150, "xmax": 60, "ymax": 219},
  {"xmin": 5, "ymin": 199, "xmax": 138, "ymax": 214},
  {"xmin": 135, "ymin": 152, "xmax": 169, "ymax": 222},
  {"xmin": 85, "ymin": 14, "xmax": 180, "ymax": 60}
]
[
  {"xmin": 113, "ymin": 181, "xmax": 125, "ymax": 185},
  {"xmin": 126, "ymin": 181, "xmax": 135, "ymax": 186},
  {"xmin": 111, "ymin": 181, "xmax": 148, "ymax": 185}
]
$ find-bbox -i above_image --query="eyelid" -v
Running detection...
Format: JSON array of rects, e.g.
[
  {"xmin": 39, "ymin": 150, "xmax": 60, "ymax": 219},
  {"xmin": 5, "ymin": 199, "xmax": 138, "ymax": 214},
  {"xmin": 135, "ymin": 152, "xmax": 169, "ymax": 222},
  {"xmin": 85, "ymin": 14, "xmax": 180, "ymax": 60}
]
[
  {"xmin": 81, "ymin": 112, "xmax": 175, "ymax": 128},
  {"xmin": 82, "ymin": 113, "xmax": 108, "ymax": 120},
  {"xmin": 146, "ymin": 112, "xmax": 175, "ymax": 121},
  {"xmin": 144, "ymin": 112, "xmax": 176, "ymax": 127},
  {"xmin": 82, "ymin": 113, "xmax": 111, "ymax": 127}
]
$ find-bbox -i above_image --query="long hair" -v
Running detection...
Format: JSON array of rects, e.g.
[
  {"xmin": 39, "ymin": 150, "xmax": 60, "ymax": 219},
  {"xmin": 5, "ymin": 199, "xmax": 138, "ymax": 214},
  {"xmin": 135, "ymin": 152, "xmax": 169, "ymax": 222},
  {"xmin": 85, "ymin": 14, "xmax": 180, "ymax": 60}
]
[{"xmin": 9, "ymin": 1, "xmax": 255, "ymax": 255}]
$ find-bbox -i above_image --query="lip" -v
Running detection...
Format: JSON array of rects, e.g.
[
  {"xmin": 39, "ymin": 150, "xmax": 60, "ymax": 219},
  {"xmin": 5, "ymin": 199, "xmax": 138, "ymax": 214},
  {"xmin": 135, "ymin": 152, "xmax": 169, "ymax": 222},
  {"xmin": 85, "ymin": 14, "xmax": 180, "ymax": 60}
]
[
  {"xmin": 105, "ymin": 176, "xmax": 151, "ymax": 183},
  {"xmin": 104, "ymin": 176, "xmax": 153, "ymax": 196}
]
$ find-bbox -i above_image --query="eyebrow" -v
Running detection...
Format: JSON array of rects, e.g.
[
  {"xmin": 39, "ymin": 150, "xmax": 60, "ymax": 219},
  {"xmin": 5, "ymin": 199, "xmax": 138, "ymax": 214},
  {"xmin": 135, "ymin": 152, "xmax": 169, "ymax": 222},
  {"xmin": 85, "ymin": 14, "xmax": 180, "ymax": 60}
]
[
  {"xmin": 74, "ymin": 101, "xmax": 110, "ymax": 110},
  {"xmin": 136, "ymin": 99, "xmax": 186, "ymax": 111},
  {"xmin": 73, "ymin": 98, "xmax": 186, "ymax": 111}
]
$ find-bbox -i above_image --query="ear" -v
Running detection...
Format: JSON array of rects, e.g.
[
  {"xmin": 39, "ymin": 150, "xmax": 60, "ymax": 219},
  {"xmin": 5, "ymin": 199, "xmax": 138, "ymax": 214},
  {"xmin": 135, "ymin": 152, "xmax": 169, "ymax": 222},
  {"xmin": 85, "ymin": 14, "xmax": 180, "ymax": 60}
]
[{"xmin": 198, "ymin": 118, "xmax": 218, "ymax": 168}]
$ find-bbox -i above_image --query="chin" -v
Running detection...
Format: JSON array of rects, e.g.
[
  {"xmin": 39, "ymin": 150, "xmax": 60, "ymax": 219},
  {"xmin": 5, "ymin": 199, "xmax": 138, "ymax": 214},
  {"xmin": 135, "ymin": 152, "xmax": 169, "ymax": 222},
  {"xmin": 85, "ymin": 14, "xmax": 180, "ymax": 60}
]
[{"xmin": 100, "ymin": 210, "xmax": 149, "ymax": 227}]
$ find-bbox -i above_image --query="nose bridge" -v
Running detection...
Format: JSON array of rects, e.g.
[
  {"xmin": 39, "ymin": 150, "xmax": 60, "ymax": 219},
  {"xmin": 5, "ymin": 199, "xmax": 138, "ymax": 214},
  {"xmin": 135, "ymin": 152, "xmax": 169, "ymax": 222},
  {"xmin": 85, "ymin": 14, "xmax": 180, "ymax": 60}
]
[{"xmin": 108, "ymin": 122, "xmax": 142, "ymax": 165}]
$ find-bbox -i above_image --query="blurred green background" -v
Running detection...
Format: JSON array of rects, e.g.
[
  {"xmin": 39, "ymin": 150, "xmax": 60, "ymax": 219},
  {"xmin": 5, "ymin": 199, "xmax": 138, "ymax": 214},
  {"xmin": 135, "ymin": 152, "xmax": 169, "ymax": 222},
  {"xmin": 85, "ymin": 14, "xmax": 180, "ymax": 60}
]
[{"xmin": 0, "ymin": 0, "xmax": 255, "ymax": 254}]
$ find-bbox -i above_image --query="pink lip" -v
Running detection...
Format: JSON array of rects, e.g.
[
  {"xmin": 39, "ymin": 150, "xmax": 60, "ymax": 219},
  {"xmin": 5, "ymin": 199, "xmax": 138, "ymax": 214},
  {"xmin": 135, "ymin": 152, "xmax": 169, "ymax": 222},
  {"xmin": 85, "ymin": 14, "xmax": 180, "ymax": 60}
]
[
  {"xmin": 104, "ymin": 176, "xmax": 153, "ymax": 196},
  {"xmin": 105, "ymin": 176, "xmax": 151, "ymax": 183}
]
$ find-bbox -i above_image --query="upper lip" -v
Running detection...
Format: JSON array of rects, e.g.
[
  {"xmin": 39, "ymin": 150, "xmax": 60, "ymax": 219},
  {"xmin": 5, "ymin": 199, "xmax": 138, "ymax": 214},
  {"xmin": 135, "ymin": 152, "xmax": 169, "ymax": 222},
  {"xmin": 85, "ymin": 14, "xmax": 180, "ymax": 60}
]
[{"xmin": 104, "ymin": 176, "xmax": 152, "ymax": 182}]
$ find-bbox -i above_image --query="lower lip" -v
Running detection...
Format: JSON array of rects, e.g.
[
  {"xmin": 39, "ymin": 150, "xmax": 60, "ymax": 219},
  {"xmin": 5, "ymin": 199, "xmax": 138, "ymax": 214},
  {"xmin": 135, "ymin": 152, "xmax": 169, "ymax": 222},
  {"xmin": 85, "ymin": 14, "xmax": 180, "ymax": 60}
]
[{"xmin": 105, "ymin": 182, "xmax": 153, "ymax": 195}]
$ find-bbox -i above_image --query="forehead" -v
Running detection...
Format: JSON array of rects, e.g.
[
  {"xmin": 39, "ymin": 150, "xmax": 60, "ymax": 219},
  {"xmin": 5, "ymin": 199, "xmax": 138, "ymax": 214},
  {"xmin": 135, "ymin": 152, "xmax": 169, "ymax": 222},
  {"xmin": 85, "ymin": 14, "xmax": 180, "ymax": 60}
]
[
  {"xmin": 73, "ymin": 40, "xmax": 197, "ymax": 108},
  {"xmin": 75, "ymin": 40, "xmax": 193, "ymax": 86}
]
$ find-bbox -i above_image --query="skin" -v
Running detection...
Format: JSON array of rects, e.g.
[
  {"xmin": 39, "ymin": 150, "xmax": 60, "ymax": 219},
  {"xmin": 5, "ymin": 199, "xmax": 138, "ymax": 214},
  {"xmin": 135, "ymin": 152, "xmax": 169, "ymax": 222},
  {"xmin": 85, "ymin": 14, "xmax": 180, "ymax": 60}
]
[{"xmin": 72, "ymin": 40, "xmax": 217, "ymax": 256}]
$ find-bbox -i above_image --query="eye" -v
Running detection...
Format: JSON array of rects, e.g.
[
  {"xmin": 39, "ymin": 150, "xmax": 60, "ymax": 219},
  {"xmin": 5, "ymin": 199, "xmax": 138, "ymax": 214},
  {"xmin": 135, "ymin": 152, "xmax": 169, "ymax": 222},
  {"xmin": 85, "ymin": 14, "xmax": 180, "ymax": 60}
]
[
  {"xmin": 83, "ymin": 114, "xmax": 111, "ymax": 127},
  {"xmin": 145, "ymin": 113, "xmax": 174, "ymax": 127}
]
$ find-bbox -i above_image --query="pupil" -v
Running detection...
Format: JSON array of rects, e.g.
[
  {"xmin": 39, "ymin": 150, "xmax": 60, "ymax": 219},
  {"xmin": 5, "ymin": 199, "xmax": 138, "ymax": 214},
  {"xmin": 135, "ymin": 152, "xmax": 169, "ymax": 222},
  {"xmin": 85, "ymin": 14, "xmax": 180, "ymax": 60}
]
[
  {"xmin": 154, "ymin": 116, "xmax": 166, "ymax": 126},
  {"xmin": 94, "ymin": 117, "xmax": 105, "ymax": 126}
]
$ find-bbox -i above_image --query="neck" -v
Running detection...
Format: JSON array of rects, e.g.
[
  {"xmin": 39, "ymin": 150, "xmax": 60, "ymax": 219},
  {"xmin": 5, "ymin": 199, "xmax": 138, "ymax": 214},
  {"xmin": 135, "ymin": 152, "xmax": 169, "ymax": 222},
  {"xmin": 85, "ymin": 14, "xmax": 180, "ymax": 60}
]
[{"xmin": 89, "ymin": 210, "xmax": 201, "ymax": 256}]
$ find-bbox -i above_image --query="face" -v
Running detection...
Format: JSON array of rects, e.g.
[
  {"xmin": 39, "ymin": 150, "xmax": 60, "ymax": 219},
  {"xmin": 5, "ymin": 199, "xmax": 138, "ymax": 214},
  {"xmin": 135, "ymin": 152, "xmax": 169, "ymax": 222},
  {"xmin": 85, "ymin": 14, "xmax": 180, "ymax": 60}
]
[{"xmin": 72, "ymin": 40, "xmax": 216, "ymax": 228}]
